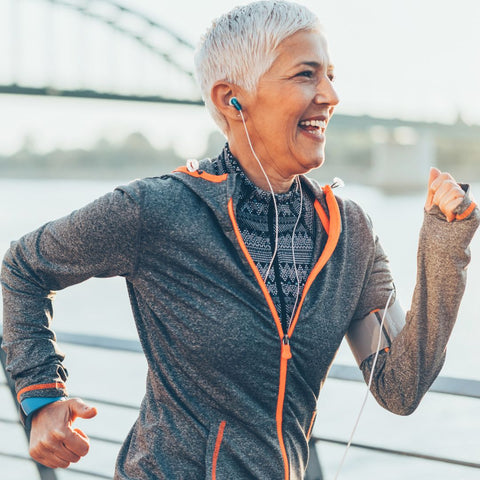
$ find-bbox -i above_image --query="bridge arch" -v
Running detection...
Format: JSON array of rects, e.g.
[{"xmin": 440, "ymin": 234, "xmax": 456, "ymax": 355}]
[{"xmin": 2, "ymin": 0, "xmax": 202, "ymax": 104}]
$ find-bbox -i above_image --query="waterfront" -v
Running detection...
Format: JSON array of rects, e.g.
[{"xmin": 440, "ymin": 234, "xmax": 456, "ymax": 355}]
[{"xmin": 0, "ymin": 177, "xmax": 479, "ymax": 479}]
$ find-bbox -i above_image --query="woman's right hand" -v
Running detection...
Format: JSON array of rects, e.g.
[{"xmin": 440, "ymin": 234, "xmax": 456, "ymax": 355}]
[
  {"xmin": 424, "ymin": 167, "xmax": 466, "ymax": 222},
  {"xmin": 29, "ymin": 398, "xmax": 97, "ymax": 469}
]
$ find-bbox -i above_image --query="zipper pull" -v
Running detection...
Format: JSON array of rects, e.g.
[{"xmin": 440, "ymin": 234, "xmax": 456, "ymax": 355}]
[{"xmin": 281, "ymin": 335, "xmax": 292, "ymax": 360}]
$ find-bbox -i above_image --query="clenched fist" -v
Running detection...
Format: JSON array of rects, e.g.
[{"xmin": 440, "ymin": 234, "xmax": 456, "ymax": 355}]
[
  {"xmin": 425, "ymin": 167, "xmax": 466, "ymax": 222},
  {"xmin": 29, "ymin": 398, "xmax": 97, "ymax": 469}
]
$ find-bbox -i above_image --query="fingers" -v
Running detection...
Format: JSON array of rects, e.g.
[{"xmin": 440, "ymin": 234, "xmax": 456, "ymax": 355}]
[
  {"xmin": 30, "ymin": 428, "xmax": 87, "ymax": 468},
  {"xmin": 425, "ymin": 167, "xmax": 464, "ymax": 221},
  {"xmin": 63, "ymin": 427, "xmax": 91, "ymax": 457},
  {"xmin": 425, "ymin": 167, "xmax": 441, "ymax": 210},
  {"xmin": 432, "ymin": 180, "xmax": 464, "ymax": 221},
  {"xmin": 29, "ymin": 398, "xmax": 96, "ymax": 469}
]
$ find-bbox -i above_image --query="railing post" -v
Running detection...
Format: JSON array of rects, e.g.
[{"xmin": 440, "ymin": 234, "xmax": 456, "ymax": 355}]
[
  {"xmin": 305, "ymin": 439, "xmax": 324, "ymax": 480},
  {"xmin": 0, "ymin": 333, "xmax": 58, "ymax": 480}
]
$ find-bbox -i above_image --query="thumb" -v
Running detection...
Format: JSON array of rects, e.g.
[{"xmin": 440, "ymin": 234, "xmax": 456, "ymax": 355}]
[
  {"xmin": 67, "ymin": 398, "xmax": 98, "ymax": 421},
  {"xmin": 428, "ymin": 166, "xmax": 441, "ymax": 187},
  {"xmin": 425, "ymin": 167, "xmax": 441, "ymax": 210}
]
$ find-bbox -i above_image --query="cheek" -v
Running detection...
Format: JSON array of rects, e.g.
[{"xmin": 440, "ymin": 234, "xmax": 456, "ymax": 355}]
[{"xmin": 253, "ymin": 92, "xmax": 310, "ymax": 141}]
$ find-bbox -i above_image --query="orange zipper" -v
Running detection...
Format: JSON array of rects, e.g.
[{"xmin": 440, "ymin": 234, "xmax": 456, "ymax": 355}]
[
  {"xmin": 212, "ymin": 420, "xmax": 226, "ymax": 480},
  {"xmin": 276, "ymin": 335, "xmax": 293, "ymax": 480},
  {"xmin": 227, "ymin": 186, "xmax": 341, "ymax": 480}
]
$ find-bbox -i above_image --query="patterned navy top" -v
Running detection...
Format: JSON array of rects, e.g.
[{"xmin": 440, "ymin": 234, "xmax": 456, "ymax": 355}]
[{"xmin": 214, "ymin": 144, "xmax": 316, "ymax": 330}]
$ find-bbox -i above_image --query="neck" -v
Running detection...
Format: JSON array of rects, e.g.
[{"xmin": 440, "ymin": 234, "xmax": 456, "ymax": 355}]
[{"xmin": 228, "ymin": 141, "xmax": 295, "ymax": 194}]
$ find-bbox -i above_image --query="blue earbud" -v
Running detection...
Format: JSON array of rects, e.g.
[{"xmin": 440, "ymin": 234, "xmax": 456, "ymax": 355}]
[{"xmin": 229, "ymin": 97, "xmax": 242, "ymax": 111}]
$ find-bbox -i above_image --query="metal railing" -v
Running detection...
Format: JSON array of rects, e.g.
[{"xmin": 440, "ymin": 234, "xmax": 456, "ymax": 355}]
[{"xmin": 1, "ymin": 331, "xmax": 480, "ymax": 480}]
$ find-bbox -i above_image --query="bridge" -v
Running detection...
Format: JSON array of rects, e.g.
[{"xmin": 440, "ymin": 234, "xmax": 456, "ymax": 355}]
[
  {"xmin": 1, "ymin": 0, "xmax": 203, "ymax": 105},
  {"xmin": 3, "ymin": 0, "xmax": 480, "ymax": 190}
]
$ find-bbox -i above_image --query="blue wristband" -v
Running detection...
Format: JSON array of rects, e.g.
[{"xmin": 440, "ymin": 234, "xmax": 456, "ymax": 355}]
[{"xmin": 21, "ymin": 396, "xmax": 65, "ymax": 416}]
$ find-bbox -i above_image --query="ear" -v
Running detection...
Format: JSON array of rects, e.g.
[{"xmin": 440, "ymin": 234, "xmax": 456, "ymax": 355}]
[{"xmin": 210, "ymin": 81, "xmax": 244, "ymax": 123}]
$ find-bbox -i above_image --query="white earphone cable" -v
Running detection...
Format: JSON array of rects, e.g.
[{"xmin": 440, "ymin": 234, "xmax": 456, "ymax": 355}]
[
  {"xmin": 238, "ymin": 110, "xmax": 303, "ymax": 326},
  {"xmin": 333, "ymin": 288, "xmax": 395, "ymax": 480},
  {"xmin": 288, "ymin": 176, "xmax": 303, "ymax": 329},
  {"xmin": 236, "ymin": 99, "xmax": 391, "ymax": 478},
  {"xmin": 238, "ymin": 109, "xmax": 280, "ymax": 282}
]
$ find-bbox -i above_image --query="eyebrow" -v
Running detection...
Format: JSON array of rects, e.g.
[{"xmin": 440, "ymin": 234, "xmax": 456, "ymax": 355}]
[{"xmin": 295, "ymin": 61, "xmax": 335, "ymax": 71}]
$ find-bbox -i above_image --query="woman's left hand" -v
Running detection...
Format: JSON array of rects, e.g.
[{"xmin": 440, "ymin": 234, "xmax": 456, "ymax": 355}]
[{"xmin": 425, "ymin": 167, "xmax": 465, "ymax": 222}]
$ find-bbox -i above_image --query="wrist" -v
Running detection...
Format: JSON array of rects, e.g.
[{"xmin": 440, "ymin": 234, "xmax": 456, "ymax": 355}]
[{"xmin": 21, "ymin": 396, "xmax": 67, "ymax": 417}]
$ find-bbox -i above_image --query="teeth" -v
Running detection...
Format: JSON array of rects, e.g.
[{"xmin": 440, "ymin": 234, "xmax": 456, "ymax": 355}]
[{"xmin": 299, "ymin": 119, "xmax": 326, "ymax": 128}]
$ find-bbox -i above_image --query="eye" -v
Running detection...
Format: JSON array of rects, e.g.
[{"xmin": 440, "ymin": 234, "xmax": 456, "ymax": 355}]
[
  {"xmin": 327, "ymin": 72, "xmax": 335, "ymax": 82},
  {"xmin": 296, "ymin": 70, "xmax": 314, "ymax": 78}
]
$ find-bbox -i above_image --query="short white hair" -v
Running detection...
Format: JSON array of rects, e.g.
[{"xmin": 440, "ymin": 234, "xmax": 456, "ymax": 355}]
[{"xmin": 194, "ymin": 1, "xmax": 321, "ymax": 133}]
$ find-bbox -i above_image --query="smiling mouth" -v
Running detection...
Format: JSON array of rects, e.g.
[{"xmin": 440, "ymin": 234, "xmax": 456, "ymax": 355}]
[{"xmin": 298, "ymin": 119, "xmax": 327, "ymax": 137}]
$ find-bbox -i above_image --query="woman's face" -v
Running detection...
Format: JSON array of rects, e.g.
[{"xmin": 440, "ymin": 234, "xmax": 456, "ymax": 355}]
[{"xmin": 241, "ymin": 29, "xmax": 339, "ymax": 178}]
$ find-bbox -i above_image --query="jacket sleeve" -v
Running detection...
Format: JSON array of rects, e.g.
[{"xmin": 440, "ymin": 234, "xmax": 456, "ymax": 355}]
[
  {"xmin": 359, "ymin": 191, "xmax": 479, "ymax": 415},
  {"xmin": 1, "ymin": 185, "xmax": 142, "ymax": 407}
]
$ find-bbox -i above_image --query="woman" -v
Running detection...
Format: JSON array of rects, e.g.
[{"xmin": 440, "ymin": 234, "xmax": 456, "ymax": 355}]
[{"xmin": 2, "ymin": 2, "xmax": 479, "ymax": 479}]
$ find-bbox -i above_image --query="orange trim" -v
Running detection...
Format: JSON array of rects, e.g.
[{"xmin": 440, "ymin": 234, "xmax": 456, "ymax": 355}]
[
  {"xmin": 287, "ymin": 185, "xmax": 341, "ymax": 338},
  {"xmin": 228, "ymin": 198, "xmax": 289, "ymax": 477},
  {"xmin": 313, "ymin": 200, "xmax": 330, "ymax": 233},
  {"xmin": 227, "ymin": 187, "xmax": 341, "ymax": 480},
  {"xmin": 370, "ymin": 308, "xmax": 380, "ymax": 314},
  {"xmin": 212, "ymin": 420, "xmax": 226, "ymax": 480},
  {"xmin": 276, "ymin": 342, "xmax": 292, "ymax": 480},
  {"xmin": 173, "ymin": 166, "xmax": 228, "ymax": 183},
  {"xmin": 17, "ymin": 382, "xmax": 66, "ymax": 403},
  {"xmin": 306, "ymin": 411, "xmax": 317, "ymax": 440},
  {"xmin": 227, "ymin": 198, "xmax": 283, "ymax": 338},
  {"xmin": 456, "ymin": 201, "xmax": 477, "ymax": 221}
]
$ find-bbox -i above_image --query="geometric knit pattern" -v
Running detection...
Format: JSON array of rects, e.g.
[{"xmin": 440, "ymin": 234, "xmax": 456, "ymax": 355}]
[{"xmin": 214, "ymin": 145, "xmax": 316, "ymax": 331}]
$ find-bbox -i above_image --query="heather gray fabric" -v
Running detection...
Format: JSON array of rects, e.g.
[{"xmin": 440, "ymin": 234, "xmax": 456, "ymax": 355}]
[{"xmin": 2, "ymin": 156, "xmax": 479, "ymax": 479}]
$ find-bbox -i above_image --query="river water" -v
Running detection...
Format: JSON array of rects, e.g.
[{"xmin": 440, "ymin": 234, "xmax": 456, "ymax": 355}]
[{"xmin": 0, "ymin": 177, "xmax": 479, "ymax": 479}]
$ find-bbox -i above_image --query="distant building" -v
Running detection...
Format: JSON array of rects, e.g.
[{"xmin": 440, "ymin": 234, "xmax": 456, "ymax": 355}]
[{"xmin": 370, "ymin": 126, "xmax": 434, "ymax": 193}]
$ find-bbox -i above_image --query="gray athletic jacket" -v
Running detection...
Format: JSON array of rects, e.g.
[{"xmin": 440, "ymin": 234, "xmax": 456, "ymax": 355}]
[{"xmin": 2, "ymin": 158, "xmax": 479, "ymax": 480}]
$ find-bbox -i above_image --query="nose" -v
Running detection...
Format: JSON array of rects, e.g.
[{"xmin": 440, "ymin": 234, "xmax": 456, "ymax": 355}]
[{"xmin": 314, "ymin": 76, "xmax": 340, "ymax": 108}]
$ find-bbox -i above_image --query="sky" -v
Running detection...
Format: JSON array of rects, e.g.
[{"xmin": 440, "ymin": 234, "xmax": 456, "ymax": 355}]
[{"xmin": 1, "ymin": 0, "xmax": 480, "ymax": 156}]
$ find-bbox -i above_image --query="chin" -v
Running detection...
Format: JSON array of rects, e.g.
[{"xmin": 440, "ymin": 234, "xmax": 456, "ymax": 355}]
[{"xmin": 301, "ymin": 155, "xmax": 325, "ymax": 174}]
